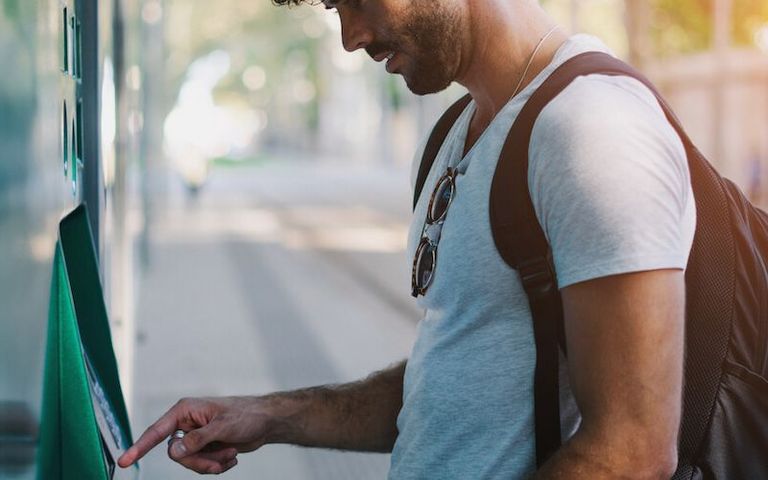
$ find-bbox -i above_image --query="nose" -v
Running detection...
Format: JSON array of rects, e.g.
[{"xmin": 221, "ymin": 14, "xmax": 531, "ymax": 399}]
[{"xmin": 339, "ymin": 11, "xmax": 373, "ymax": 52}]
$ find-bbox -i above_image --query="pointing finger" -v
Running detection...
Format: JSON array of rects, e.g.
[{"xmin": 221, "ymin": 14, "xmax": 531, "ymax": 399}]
[{"xmin": 118, "ymin": 408, "xmax": 180, "ymax": 467}]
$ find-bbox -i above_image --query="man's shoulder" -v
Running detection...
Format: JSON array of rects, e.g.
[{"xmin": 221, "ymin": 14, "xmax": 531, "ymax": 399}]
[
  {"xmin": 534, "ymin": 69, "xmax": 667, "ymax": 140},
  {"xmin": 525, "ymin": 62, "xmax": 695, "ymax": 290},
  {"xmin": 527, "ymin": 65, "xmax": 688, "ymax": 176}
]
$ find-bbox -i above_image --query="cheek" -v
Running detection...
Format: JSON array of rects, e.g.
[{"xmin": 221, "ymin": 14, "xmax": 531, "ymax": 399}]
[{"xmin": 374, "ymin": 17, "xmax": 400, "ymax": 43}]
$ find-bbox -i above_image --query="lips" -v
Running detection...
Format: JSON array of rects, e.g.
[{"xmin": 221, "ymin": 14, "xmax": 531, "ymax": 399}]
[{"xmin": 373, "ymin": 50, "xmax": 395, "ymax": 63}]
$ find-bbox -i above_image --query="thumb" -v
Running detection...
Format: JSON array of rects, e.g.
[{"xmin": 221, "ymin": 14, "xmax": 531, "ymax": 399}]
[{"xmin": 170, "ymin": 422, "xmax": 221, "ymax": 460}]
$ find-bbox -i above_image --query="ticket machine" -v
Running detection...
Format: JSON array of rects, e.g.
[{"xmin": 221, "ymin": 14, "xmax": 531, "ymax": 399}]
[
  {"xmin": 37, "ymin": 205, "xmax": 138, "ymax": 479},
  {"xmin": 0, "ymin": 0, "xmax": 143, "ymax": 478}
]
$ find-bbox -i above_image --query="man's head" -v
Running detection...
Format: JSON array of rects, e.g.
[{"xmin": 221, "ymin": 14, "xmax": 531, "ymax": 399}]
[{"xmin": 274, "ymin": 0, "xmax": 465, "ymax": 95}]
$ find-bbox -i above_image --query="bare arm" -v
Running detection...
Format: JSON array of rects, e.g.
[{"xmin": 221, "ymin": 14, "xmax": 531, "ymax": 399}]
[
  {"xmin": 269, "ymin": 360, "xmax": 405, "ymax": 451},
  {"xmin": 534, "ymin": 270, "xmax": 684, "ymax": 479},
  {"xmin": 118, "ymin": 361, "xmax": 406, "ymax": 474}
]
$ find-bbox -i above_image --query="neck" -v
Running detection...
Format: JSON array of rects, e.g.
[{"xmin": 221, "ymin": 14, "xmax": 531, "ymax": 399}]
[{"xmin": 455, "ymin": 0, "xmax": 569, "ymax": 125}]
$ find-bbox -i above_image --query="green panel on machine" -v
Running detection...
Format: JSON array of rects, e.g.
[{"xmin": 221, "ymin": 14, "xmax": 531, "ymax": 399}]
[{"xmin": 37, "ymin": 204, "xmax": 137, "ymax": 479}]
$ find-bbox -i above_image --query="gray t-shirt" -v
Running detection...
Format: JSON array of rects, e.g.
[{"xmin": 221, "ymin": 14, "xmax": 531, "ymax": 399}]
[{"xmin": 389, "ymin": 34, "xmax": 696, "ymax": 479}]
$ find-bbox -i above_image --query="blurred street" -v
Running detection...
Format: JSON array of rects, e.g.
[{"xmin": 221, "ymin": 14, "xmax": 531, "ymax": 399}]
[
  {"xmin": 131, "ymin": 158, "xmax": 419, "ymax": 479},
  {"xmin": 3, "ymin": 1, "xmax": 768, "ymax": 479}
]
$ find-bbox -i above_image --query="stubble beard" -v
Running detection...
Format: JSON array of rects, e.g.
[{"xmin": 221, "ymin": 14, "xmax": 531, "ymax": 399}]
[{"xmin": 397, "ymin": 3, "xmax": 462, "ymax": 95}]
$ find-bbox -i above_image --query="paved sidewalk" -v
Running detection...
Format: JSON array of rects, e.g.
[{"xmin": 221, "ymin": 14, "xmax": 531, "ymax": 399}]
[{"xmin": 131, "ymin": 161, "xmax": 419, "ymax": 479}]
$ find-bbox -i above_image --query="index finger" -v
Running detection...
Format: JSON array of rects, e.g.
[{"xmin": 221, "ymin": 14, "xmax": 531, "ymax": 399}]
[{"xmin": 117, "ymin": 408, "xmax": 179, "ymax": 468}]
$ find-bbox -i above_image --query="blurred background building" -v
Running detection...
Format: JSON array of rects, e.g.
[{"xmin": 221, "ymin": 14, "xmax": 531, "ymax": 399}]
[{"xmin": 1, "ymin": 0, "xmax": 767, "ymax": 478}]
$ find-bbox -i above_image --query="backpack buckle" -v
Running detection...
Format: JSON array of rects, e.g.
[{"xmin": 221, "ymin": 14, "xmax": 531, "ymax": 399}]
[{"xmin": 517, "ymin": 255, "xmax": 558, "ymax": 301}]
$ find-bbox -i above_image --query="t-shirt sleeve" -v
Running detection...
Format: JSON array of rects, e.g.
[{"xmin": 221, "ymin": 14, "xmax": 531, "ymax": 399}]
[{"xmin": 528, "ymin": 74, "xmax": 694, "ymax": 289}]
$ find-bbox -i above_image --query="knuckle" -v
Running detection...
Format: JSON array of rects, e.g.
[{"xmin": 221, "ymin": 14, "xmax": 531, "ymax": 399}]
[
  {"xmin": 184, "ymin": 429, "xmax": 203, "ymax": 447},
  {"xmin": 179, "ymin": 457, "xmax": 207, "ymax": 474},
  {"xmin": 223, "ymin": 458, "xmax": 238, "ymax": 472}
]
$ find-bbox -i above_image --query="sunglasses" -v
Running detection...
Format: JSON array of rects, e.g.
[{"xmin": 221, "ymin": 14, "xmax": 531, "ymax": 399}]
[{"xmin": 411, "ymin": 167, "xmax": 458, "ymax": 297}]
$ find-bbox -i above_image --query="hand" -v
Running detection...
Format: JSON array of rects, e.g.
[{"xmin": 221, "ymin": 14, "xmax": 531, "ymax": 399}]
[{"xmin": 118, "ymin": 396, "xmax": 279, "ymax": 475}]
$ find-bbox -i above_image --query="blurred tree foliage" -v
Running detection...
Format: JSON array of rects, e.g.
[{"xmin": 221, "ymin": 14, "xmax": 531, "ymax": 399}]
[
  {"xmin": 651, "ymin": 0, "xmax": 768, "ymax": 55},
  {"xmin": 164, "ymin": 0, "xmax": 325, "ymax": 131},
  {"xmin": 161, "ymin": 0, "xmax": 768, "ymax": 136},
  {"xmin": 731, "ymin": 0, "xmax": 768, "ymax": 46},
  {"xmin": 650, "ymin": 0, "xmax": 710, "ymax": 55}
]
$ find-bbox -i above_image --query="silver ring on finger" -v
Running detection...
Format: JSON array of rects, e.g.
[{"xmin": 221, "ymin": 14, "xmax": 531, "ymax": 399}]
[{"xmin": 168, "ymin": 429, "xmax": 186, "ymax": 445}]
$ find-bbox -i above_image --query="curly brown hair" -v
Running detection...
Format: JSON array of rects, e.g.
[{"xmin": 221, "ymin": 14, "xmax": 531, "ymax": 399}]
[{"xmin": 272, "ymin": 0, "xmax": 322, "ymax": 6}]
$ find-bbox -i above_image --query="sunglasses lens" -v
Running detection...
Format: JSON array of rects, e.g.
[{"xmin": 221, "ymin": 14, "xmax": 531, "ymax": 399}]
[
  {"xmin": 414, "ymin": 169, "xmax": 456, "ymax": 297},
  {"xmin": 429, "ymin": 175, "xmax": 454, "ymax": 223},
  {"xmin": 413, "ymin": 240, "xmax": 436, "ymax": 294}
]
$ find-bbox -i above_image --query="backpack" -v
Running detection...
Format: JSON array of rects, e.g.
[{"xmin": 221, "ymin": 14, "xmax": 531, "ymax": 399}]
[{"xmin": 413, "ymin": 52, "xmax": 768, "ymax": 479}]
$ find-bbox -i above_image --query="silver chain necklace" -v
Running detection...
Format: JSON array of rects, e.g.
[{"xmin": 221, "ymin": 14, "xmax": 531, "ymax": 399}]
[{"xmin": 511, "ymin": 25, "xmax": 560, "ymax": 99}]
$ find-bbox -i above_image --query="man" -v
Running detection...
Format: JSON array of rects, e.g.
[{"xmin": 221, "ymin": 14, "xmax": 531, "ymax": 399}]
[{"xmin": 119, "ymin": 0, "xmax": 694, "ymax": 477}]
